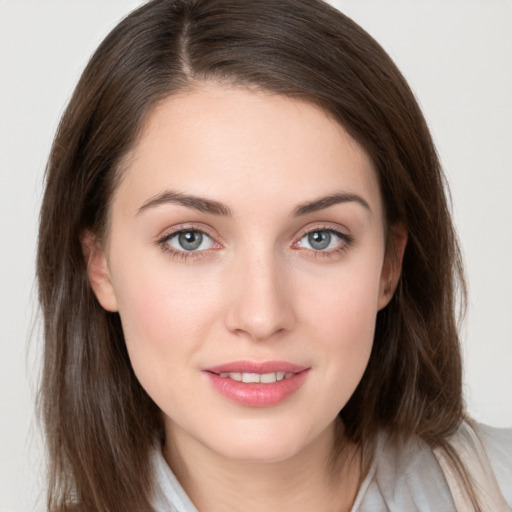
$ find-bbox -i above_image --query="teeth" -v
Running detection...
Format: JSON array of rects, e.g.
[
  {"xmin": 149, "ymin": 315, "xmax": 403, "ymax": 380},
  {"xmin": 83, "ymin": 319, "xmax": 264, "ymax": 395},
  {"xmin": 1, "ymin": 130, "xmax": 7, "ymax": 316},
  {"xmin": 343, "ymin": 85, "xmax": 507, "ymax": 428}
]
[
  {"xmin": 260, "ymin": 372, "xmax": 277, "ymax": 383},
  {"xmin": 217, "ymin": 372, "xmax": 293, "ymax": 383},
  {"xmin": 242, "ymin": 373, "xmax": 260, "ymax": 383}
]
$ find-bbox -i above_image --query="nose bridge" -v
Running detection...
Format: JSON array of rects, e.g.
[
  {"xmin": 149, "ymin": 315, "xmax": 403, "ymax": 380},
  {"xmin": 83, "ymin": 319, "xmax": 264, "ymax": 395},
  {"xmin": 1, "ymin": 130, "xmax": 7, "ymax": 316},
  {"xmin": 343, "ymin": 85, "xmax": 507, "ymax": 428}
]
[{"xmin": 224, "ymin": 243, "xmax": 295, "ymax": 341}]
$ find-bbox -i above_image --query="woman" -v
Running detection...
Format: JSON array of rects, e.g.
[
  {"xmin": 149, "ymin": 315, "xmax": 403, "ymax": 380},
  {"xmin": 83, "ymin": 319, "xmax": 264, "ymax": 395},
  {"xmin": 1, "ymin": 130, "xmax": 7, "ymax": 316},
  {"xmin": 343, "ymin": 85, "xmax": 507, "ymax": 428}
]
[{"xmin": 37, "ymin": 0, "xmax": 511, "ymax": 510}]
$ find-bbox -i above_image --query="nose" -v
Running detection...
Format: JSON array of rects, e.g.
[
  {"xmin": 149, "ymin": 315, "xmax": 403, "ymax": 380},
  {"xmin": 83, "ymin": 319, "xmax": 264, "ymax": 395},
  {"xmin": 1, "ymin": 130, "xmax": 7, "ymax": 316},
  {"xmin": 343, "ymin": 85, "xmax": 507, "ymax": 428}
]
[{"xmin": 224, "ymin": 250, "xmax": 296, "ymax": 341}]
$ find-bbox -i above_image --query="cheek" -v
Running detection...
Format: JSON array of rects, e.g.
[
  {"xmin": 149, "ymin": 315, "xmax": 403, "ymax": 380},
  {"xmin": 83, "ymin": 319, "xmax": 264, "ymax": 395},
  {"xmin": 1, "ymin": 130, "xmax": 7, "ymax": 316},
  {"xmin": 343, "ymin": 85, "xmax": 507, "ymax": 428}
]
[
  {"xmin": 108, "ymin": 254, "xmax": 219, "ymax": 387},
  {"xmin": 115, "ymin": 277, "xmax": 179, "ymax": 396},
  {"xmin": 112, "ymin": 250, "xmax": 216, "ymax": 336},
  {"xmin": 302, "ymin": 256, "xmax": 382, "ymax": 337},
  {"xmin": 112, "ymin": 275, "xmax": 206, "ymax": 417},
  {"xmin": 299, "ymin": 259, "xmax": 382, "ymax": 390},
  {"xmin": 320, "ymin": 297, "xmax": 375, "ymax": 387}
]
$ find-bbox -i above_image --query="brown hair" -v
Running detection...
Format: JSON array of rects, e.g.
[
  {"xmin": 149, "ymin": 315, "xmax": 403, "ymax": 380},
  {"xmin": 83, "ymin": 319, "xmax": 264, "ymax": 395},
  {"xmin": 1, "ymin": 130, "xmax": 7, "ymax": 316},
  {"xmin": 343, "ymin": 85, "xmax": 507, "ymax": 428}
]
[{"xmin": 37, "ymin": 0, "xmax": 469, "ymax": 510}]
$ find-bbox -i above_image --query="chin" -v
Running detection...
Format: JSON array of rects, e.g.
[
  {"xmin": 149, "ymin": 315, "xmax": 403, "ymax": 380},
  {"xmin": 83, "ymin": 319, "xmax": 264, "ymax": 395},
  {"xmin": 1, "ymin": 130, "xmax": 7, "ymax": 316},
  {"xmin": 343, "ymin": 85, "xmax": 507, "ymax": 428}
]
[
  {"xmin": 200, "ymin": 418, "xmax": 317, "ymax": 464},
  {"xmin": 214, "ymin": 437, "xmax": 304, "ymax": 464}
]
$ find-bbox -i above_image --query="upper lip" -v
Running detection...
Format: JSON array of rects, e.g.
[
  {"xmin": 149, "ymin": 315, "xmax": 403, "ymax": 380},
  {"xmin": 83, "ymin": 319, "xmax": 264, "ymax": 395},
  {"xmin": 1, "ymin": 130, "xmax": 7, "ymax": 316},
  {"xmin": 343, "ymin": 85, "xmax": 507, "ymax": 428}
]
[{"xmin": 204, "ymin": 360, "xmax": 309, "ymax": 375}]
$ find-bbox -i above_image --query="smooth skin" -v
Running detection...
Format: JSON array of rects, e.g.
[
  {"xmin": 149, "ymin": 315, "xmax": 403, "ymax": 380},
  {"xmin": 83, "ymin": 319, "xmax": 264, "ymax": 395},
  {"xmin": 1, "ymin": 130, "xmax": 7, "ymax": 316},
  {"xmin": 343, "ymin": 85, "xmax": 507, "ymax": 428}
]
[{"xmin": 85, "ymin": 83, "xmax": 406, "ymax": 512}]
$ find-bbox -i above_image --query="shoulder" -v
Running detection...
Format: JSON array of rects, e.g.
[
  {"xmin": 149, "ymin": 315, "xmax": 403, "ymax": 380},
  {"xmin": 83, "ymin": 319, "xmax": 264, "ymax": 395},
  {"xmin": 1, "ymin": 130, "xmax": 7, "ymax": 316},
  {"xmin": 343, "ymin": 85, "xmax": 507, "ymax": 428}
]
[
  {"xmin": 353, "ymin": 430, "xmax": 455, "ymax": 511},
  {"xmin": 354, "ymin": 421, "xmax": 512, "ymax": 511},
  {"xmin": 418, "ymin": 420, "xmax": 512, "ymax": 510},
  {"xmin": 471, "ymin": 421, "xmax": 512, "ymax": 505}
]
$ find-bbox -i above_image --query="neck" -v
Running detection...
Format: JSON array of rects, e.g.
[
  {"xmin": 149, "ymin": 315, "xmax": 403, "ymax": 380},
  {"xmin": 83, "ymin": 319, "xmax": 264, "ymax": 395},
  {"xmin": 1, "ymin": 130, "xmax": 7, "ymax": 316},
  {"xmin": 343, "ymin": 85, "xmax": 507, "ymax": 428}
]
[{"xmin": 163, "ymin": 419, "xmax": 361, "ymax": 512}]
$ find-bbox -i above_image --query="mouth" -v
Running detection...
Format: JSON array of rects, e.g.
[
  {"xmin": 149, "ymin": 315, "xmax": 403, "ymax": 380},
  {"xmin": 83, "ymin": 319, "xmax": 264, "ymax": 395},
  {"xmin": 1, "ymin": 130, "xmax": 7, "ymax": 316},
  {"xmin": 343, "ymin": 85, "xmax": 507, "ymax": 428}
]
[
  {"xmin": 213, "ymin": 371, "xmax": 294, "ymax": 383},
  {"xmin": 203, "ymin": 361, "xmax": 310, "ymax": 407}
]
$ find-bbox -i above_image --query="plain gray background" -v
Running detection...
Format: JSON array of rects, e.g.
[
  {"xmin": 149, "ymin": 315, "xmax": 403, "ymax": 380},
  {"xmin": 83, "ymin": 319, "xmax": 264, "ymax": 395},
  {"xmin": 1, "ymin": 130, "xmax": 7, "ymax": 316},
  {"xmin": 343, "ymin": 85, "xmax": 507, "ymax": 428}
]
[{"xmin": 1, "ymin": 1, "xmax": 511, "ymax": 510}]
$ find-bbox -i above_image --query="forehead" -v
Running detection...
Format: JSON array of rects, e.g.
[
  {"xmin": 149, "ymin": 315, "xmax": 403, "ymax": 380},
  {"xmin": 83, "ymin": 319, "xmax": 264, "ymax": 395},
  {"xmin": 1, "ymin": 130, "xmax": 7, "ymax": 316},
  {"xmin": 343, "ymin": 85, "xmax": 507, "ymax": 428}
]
[{"xmin": 115, "ymin": 83, "xmax": 382, "ymax": 217}]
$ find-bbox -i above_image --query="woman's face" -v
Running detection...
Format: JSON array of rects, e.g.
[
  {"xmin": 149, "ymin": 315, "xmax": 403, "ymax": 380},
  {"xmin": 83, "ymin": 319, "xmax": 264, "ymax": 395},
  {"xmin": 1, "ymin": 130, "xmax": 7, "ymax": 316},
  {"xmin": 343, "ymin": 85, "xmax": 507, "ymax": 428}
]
[{"xmin": 89, "ymin": 83, "xmax": 401, "ymax": 464}]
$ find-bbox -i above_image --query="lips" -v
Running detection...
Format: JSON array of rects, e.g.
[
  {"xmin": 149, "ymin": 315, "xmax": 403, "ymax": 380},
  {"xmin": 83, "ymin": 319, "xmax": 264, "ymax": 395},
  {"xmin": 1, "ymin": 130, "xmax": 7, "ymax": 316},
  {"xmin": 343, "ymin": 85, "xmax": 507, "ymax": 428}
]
[{"xmin": 203, "ymin": 361, "xmax": 310, "ymax": 407}]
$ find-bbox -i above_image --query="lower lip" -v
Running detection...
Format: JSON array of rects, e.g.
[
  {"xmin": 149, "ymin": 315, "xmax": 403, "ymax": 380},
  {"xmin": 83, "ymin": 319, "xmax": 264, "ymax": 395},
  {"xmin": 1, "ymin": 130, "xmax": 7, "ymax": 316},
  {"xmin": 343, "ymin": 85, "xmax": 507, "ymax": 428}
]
[{"xmin": 204, "ymin": 370, "xmax": 310, "ymax": 407}]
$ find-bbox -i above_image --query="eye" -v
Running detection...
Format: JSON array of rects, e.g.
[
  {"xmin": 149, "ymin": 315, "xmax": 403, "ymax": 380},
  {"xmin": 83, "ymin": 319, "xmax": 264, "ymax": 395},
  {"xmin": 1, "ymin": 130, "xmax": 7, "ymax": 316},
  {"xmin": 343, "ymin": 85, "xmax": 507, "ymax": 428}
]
[
  {"xmin": 164, "ymin": 229, "xmax": 215, "ymax": 252},
  {"xmin": 297, "ymin": 229, "xmax": 350, "ymax": 252}
]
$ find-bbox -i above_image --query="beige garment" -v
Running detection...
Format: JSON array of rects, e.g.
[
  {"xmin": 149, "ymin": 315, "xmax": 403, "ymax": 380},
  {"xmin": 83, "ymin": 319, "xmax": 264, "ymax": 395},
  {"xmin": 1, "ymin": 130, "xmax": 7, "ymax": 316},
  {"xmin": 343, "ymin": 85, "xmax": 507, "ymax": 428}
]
[{"xmin": 434, "ymin": 422, "xmax": 511, "ymax": 511}]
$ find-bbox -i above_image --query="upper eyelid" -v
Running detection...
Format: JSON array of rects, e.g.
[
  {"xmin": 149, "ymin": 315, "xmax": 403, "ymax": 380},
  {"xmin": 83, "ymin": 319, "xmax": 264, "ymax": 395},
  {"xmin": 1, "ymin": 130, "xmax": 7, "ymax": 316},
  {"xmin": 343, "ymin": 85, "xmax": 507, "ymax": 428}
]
[
  {"xmin": 157, "ymin": 223, "xmax": 220, "ymax": 243},
  {"xmin": 294, "ymin": 222, "xmax": 351, "ymax": 239},
  {"xmin": 300, "ymin": 227, "xmax": 345, "ymax": 236},
  {"xmin": 297, "ymin": 229, "xmax": 351, "ymax": 245},
  {"xmin": 293, "ymin": 224, "xmax": 354, "ymax": 251}
]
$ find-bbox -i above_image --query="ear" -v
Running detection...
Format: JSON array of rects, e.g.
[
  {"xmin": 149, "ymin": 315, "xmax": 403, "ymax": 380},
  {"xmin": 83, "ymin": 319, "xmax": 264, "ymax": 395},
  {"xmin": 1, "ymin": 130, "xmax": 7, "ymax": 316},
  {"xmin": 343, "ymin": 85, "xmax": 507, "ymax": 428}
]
[
  {"xmin": 81, "ymin": 230, "xmax": 119, "ymax": 312},
  {"xmin": 377, "ymin": 223, "xmax": 407, "ymax": 310}
]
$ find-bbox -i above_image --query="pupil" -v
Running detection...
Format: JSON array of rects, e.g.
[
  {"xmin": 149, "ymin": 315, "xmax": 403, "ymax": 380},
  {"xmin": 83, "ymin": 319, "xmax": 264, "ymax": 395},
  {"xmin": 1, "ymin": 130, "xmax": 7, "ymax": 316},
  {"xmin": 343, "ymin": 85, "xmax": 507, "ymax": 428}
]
[
  {"xmin": 179, "ymin": 231, "xmax": 202, "ymax": 250},
  {"xmin": 308, "ymin": 231, "xmax": 331, "ymax": 250}
]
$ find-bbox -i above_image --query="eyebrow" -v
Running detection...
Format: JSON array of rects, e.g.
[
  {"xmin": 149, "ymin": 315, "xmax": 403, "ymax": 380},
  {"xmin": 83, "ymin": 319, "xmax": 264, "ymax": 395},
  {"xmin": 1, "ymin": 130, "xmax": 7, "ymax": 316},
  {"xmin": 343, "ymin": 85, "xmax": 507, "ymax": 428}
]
[
  {"xmin": 292, "ymin": 192, "xmax": 371, "ymax": 216},
  {"xmin": 137, "ymin": 191, "xmax": 232, "ymax": 216},
  {"xmin": 137, "ymin": 190, "xmax": 371, "ymax": 217}
]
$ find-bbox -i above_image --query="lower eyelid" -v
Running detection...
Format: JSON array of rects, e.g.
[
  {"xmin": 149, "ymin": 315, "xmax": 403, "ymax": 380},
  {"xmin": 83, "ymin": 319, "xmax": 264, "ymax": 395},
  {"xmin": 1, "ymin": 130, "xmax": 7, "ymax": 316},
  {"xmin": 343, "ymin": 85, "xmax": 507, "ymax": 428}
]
[{"xmin": 158, "ymin": 239, "xmax": 217, "ymax": 261}]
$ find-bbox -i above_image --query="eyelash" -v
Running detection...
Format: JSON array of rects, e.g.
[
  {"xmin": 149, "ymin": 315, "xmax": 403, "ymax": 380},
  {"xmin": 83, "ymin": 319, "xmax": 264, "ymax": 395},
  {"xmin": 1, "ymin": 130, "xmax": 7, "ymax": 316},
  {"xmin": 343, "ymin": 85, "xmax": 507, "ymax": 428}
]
[
  {"xmin": 294, "ymin": 227, "xmax": 354, "ymax": 259},
  {"xmin": 156, "ymin": 225, "xmax": 354, "ymax": 261},
  {"xmin": 156, "ymin": 225, "xmax": 220, "ymax": 261}
]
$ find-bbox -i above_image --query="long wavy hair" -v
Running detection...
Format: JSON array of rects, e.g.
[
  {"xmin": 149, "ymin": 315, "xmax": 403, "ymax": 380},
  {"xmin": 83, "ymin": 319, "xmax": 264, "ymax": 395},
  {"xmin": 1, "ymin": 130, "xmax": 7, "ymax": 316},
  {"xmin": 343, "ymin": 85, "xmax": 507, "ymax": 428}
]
[{"xmin": 37, "ymin": 0, "xmax": 470, "ymax": 510}]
